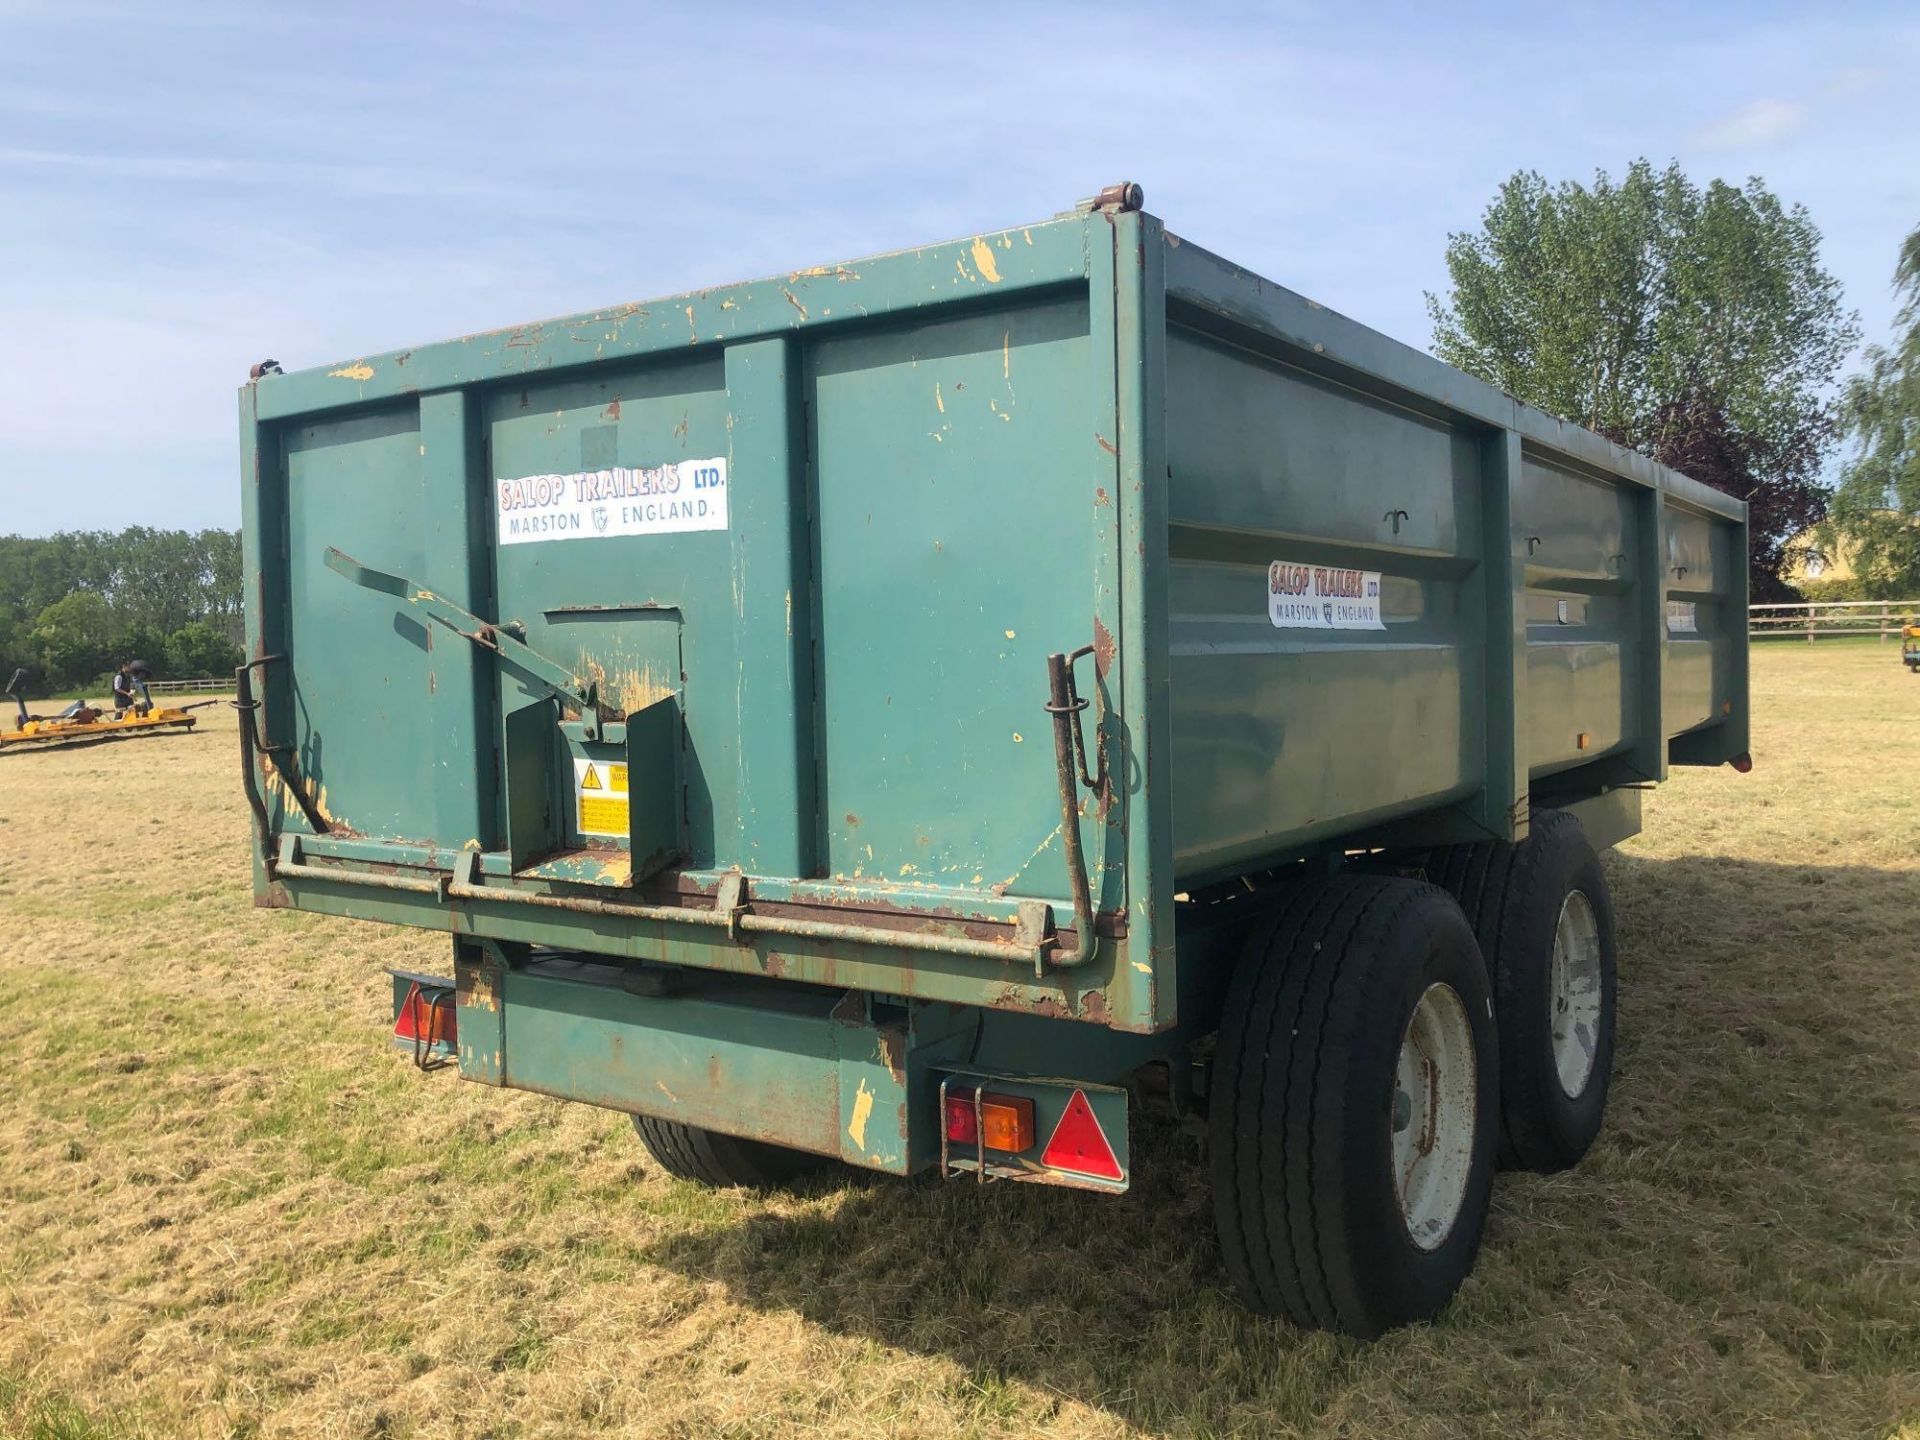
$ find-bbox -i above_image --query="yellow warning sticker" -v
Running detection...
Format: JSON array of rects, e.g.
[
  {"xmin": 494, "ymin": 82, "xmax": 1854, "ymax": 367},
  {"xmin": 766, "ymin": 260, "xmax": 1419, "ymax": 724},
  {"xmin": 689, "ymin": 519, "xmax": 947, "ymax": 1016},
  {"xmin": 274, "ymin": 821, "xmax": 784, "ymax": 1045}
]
[{"xmin": 574, "ymin": 757, "xmax": 629, "ymax": 838}]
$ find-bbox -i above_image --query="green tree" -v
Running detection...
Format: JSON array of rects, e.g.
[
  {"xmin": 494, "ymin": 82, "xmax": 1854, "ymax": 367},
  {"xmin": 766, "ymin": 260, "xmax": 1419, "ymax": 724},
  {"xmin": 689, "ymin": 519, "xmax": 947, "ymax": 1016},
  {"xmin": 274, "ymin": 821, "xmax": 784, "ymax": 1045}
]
[
  {"xmin": 119, "ymin": 621, "xmax": 172, "ymax": 675},
  {"xmin": 0, "ymin": 601, "xmax": 28, "ymax": 692},
  {"xmin": 0, "ymin": 528, "xmax": 245, "ymax": 663},
  {"xmin": 1427, "ymin": 160, "xmax": 1858, "ymax": 599},
  {"xmin": 198, "ymin": 528, "xmax": 244, "ymax": 636},
  {"xmin": 162, "ymin": 621, "xmax": 242, "ymax": 679},
  {"xmin": 29, "ymin": 591, "xmax": 118, "ymax": 690},
  {"xmin": 1827, "ymin": 224, "xmax": 1920, "ymax": 596},
  {"xmin": 111, "ymin": 526, "xmax": 206, "ymax": 633}
]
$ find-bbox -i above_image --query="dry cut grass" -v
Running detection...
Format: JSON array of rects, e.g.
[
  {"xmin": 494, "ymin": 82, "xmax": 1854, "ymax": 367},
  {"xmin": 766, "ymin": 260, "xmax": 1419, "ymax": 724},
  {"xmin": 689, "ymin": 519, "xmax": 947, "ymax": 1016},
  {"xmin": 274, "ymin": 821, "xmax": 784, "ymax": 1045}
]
[{"xmin": 1, "ymin": 645, "xmax": 1917, "ymax": 1439}]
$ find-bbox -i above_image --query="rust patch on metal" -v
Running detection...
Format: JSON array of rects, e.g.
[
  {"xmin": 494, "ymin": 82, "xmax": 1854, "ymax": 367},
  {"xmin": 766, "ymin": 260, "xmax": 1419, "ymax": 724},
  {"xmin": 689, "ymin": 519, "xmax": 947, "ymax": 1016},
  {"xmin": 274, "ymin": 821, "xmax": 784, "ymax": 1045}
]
[
  {"xmin": 578, "ymin": 656, "xmax": 674, "ymax": 716},
  {"xmin": 876, "ymin": 1023, "xmax": 908, "ymax": 1086},
  {"xmin": 1095, "ymin": 433, "xmax": 1118, "ymax": 458},
  {"xmin": 602, "ymin": 398, "xmax": 622, "ymax": 420},
  {"xmin": 1094, "ymin": 487, "xmax": 1110, "ymax": 507},
  {"xmin": 830, "ymin": 991, "xmax": 866, "ymax": 1026},
  {"xmin": 1092, "ymin": 617, "xmax": 1116, "ymax": 678},
  {"xmin": 456, "ymin": 963, "xmax": 501, "ymax": 1013}
]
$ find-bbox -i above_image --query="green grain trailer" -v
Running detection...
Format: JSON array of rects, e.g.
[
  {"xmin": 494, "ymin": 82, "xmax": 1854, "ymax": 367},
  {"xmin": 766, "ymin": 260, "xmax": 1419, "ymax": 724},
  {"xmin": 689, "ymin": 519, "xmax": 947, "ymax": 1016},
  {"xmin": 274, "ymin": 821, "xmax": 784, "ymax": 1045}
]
[{"xmin": 238, "ymin": 183, "xmax": 1749, "ymax": 1335}]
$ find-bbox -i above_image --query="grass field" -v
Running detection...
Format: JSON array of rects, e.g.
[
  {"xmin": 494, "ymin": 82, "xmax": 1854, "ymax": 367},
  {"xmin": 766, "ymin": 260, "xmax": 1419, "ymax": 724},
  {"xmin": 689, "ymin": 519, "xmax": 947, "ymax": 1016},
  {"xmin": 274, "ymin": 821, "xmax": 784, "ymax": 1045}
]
[{"xmin": 2, "ymin": 645, "xmax": 1917, "ymax": 1439}]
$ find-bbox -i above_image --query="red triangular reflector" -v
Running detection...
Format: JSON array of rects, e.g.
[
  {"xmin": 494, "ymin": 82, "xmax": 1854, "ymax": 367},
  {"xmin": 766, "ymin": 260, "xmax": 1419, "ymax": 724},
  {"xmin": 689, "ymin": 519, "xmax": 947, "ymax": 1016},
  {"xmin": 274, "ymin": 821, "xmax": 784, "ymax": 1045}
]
[
  {"xmin": 394, "ymin": 981, "xmax": 424, "ymax": 1039},
  {"xmin": 1040, "ymin": 1089, "xmax": 1122, "ymax": 1181}
]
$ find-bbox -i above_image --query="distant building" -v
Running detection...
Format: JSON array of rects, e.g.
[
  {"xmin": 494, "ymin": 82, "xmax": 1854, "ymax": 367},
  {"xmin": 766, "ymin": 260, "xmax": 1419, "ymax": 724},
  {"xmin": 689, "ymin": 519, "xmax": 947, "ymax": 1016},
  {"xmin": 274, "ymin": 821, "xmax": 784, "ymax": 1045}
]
[
  {"xmin": 1783, "ymin": 530, "xmax": 1857, "ymax": 584},
  {"xmin": 1782, "ymin": 513, "xmax": 1918, "ymax": 586}
]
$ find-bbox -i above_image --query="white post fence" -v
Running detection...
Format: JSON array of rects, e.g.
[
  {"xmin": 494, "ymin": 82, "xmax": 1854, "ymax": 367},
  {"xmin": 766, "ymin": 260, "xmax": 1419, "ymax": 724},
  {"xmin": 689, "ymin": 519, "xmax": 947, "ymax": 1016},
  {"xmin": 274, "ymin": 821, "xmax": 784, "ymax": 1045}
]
[{"xmin": 1749, "ymin": 599, "xmax": 1920, "ymax": 642}]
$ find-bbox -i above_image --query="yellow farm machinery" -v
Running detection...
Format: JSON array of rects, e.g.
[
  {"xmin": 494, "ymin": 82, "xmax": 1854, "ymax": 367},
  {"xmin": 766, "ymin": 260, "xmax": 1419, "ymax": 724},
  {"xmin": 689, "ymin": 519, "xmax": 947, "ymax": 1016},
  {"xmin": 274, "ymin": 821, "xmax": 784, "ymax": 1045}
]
[{"xmin": 2, "ymin": 666, "xmax": 216, "ymax": 753}]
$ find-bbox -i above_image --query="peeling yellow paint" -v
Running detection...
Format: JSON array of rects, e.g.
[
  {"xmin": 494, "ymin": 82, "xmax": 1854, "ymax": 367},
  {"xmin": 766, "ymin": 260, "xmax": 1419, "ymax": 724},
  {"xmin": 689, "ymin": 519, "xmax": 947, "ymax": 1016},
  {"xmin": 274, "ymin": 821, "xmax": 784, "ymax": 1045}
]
[
  {"xmin": 581, "ymin": 658, "xmax": 674, "ymax": 716},
  {"xmin": 848, "ymin": 1081, "xmax": 874, "ymax": 1150},
  {"xmin": 1011, "ymin": 731, "xmax": 1023, "ymax": 743},
  {"xmin": 971, "ymin": 238, "xmax": 1002, "ymax": 284},
  {"xmin": 1133, "ymin": 961, "xmax": 1153, "ymax": 975},
  {"xmin": 1004, "ymin": 629, "xmax": 1016, "ymax": 639},
  {"xmin": 329, "ymin": 361, "xmax": 375, "ymax": 382},
  {"xmin": 655, "ymin": 1079, "xmax": 680, "ymax": 1103},
  {"xmin": 935, "ymin": 382, "xmax": 945, "ymax": 414},
  {"xmin": 264, "ymin": 768, "xmax": 338, "ymax": 828},
  {"xmin": 1001, "ymin": 822, "xmax": 1064, "ymax": 889}
]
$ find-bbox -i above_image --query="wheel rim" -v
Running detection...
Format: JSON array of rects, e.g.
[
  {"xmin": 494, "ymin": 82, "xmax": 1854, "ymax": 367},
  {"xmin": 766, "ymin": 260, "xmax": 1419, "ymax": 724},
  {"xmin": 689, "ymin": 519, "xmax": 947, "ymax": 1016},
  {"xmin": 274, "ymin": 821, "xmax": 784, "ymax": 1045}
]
[
  {"xmin": 1549, "ymin": 888, "xmax": 1603, "ymax": 1099},
  {"xmin": 1391, "ymin": 982, "xmax": 1477, "ymax": 1252}
]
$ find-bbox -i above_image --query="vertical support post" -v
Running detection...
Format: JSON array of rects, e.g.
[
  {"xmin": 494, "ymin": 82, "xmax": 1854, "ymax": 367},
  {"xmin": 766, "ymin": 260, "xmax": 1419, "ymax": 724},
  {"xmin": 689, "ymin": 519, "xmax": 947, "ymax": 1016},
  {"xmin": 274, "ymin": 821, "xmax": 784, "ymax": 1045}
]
[
  {"xmin": 1628, "ymin": 485, "xmax": 1669, "ymax": 782},
  {"xmin": 420, "ymin": 389, "xmax": 499, "ymax": 849},
  {"xmin": 238, "ymin": 380, "xmax": 287, "ymax": 887},
  {"xmin": 453, "ymin": 937, "xmax": 505, "ymax": 1086},
  {"xmin": 1111, "ymin": 207, "xmax": 1174, "ymax": 1030},
  {"xmin": 724, "ymin": 337, "xmax": 814, "ymax": 877},
  {"xmin": 1727, "ymin": 499, "xmax": 1751, "ymax": 760},
  {"xmin": 1471, "ymin": 428, "xmax": 1528, "ymax": 841}
]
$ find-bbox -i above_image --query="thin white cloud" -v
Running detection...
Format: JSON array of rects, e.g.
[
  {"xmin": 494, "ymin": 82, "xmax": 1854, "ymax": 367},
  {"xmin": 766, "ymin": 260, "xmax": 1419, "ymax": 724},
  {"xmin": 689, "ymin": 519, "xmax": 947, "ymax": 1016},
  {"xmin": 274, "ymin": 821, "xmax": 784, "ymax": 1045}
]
[
  {"xmin": 1689, "ymin": 97, "xmax": 1810, "ymax": 151},
  {"xmin": 1823, "ymin": 65, "xmax": 1885, "ymax": 99}
]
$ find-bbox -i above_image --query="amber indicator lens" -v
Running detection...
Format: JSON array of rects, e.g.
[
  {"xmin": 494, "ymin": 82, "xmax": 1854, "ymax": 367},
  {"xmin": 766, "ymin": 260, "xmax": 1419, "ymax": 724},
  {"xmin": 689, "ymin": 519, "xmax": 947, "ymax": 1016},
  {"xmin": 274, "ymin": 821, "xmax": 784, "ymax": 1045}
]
[{"xmin": 944, "ymin": 1089, "xmax": 1036, "ymax": 1152}]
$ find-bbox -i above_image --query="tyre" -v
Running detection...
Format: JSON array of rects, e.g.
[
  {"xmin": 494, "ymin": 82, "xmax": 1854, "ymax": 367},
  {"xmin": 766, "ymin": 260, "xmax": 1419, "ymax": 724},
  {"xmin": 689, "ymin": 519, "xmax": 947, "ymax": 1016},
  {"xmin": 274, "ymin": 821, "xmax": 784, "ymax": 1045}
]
[
  {"xmin": 1209, "ymin": 874, "xmax": 1499, "ymax": 1336},
  {"xmin": 631, "ymin": 1115, "xmax": 830, "ymax": 1189},
  {"xmin": 1430, "ymin": 808, "xmax": 1618, "ymax": 1173}
]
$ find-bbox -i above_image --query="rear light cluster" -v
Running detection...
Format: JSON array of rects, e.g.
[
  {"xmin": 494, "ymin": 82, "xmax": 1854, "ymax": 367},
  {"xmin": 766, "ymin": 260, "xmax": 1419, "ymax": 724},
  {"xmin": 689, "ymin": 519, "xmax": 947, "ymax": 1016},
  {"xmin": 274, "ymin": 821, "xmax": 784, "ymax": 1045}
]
[
  {"xmin": 943, "ymin": 1084, "xmax": 1124, "ymax": 1182},
  {"xmin": 944, "ymin": 1088, "xmax": 1035, "ymax": 1152}
]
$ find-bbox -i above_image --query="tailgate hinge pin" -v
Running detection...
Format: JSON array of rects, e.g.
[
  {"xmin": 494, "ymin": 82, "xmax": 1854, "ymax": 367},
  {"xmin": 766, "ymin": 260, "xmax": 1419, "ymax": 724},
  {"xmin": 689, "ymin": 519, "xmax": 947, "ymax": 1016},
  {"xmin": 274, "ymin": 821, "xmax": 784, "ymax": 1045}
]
[
  {"xmin": 1014, "ymin": 900, "xmax": 1054, "ymax": 979},
  {"xmin": 716, "ymin": 871, "xmax": 749, "ymax": 944}
]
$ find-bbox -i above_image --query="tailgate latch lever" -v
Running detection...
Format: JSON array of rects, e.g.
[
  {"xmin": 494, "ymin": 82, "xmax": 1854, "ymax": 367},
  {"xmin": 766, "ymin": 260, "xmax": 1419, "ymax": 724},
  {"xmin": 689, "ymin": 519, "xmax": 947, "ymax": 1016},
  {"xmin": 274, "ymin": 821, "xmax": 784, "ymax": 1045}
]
[{"xmin": 324, "ymin": 547, "xmax": 608, "ymax": 738}]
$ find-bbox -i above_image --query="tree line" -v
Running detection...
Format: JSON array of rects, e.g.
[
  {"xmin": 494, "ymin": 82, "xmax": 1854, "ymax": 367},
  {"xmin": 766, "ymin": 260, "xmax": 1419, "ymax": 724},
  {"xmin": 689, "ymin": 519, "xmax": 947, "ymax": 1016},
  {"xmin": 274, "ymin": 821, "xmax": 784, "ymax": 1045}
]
[
  {"xmin": 1429, "ymin": 160, "xmax": 1918, "ymax": 602},
  {"xmin": 0, "ymin": 528, "xmax": 244, "ymax": 696}
]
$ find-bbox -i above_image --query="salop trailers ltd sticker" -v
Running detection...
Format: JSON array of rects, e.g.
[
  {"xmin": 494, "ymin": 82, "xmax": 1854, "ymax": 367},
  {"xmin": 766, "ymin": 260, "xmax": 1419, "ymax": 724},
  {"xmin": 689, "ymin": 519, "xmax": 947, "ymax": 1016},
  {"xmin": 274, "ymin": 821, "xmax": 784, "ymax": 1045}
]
[
  {"xmin": 1267, "ymin": 560, "xmax": 1385, "ymax": 630},
  {"xmin": 496, "ymin": 458, "xmax": 728, "ymax": 545}
]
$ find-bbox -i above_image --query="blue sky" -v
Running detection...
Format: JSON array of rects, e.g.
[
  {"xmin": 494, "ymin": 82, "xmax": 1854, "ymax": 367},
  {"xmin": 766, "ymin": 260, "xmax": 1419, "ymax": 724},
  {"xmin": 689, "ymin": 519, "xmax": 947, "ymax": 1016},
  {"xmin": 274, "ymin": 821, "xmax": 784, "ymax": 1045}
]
[{"xmin": 1, "ymin": 0, "xmax": 1915, "ymax": 535}]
